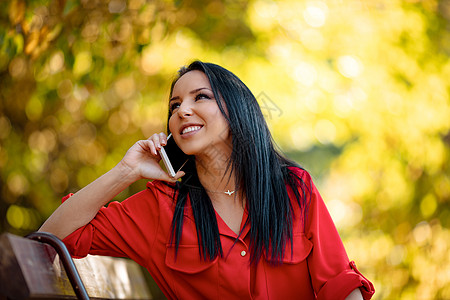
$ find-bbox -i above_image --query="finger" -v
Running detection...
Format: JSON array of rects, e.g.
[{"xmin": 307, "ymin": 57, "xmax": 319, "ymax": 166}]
[
  {"xmin": 148, "ymin": 133, "xmax": 160, "ymax": 146},
  {"xmin": 159, "ymin": 170, "xmax": 185, "ymax": 182},
  {"xmin": 158, "ymin": 132, "xmax": 168, "ymax": 146},
  {"xmin": 148, "ymin": 140, "xmax": 158, "ymax": 156},
  {"xmin": 154, "ymin": 132, "xmax": 166, "ymax": 150},
  {"xmin": 174, "ymin": 171, "xmax": 185, "ymax": 180},
  {"xmin": 157, "ymin": 170, "xmax": 179, "ymax": 182},
  {"xmin": 140, "ymin": 139, "xmax": 158, "ymax": 156}
]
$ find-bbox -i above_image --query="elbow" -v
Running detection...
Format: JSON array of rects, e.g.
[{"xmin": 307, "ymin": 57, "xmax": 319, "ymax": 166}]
[{"xmin": 345, "ymin": 288, "xmax": 363, "ymax": 300}]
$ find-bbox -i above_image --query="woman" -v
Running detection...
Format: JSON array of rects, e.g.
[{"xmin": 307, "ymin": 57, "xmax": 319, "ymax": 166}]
[{"xmin": 40, "ymin": 61, "xmax": 375, "ymax": 299}]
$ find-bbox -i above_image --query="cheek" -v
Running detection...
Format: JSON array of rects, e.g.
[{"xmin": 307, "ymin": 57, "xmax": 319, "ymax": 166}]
[
  {"xmin": 168, "ymin": 115, "xmax": 177, "ymax": 133},
  {"xmin": 214, "ymin": 116, "xmax": 231, "ymax": 140}
]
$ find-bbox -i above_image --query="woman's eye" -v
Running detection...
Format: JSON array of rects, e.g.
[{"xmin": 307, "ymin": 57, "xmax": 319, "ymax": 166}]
[
  {"xmin": 170, "ymin": 102, "xmax": 180, "ymax": 112},
  {"xmin": 195, "ymin": 93, "xmax": 210, "ymax": 101}
]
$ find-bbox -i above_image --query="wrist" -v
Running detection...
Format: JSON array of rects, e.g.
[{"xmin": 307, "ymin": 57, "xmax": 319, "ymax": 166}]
[{"xmin": 114, "ymin": 161, "xmax": 141, "ymax": 184}]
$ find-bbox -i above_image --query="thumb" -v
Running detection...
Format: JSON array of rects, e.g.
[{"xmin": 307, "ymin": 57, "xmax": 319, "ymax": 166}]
[{"xmin": 159, "ymin": 170, "xmax": 185, "ymax": 183}]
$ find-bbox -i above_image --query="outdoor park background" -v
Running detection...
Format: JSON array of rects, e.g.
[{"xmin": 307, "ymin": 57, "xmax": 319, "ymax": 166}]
[{"xmin": 1, "ymin": 0, "xmax": 449, "ymax": 299}]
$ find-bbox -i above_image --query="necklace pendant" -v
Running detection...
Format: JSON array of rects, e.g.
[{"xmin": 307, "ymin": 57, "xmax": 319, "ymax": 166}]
[{"xmin": 224, "ymin": 190, "xmax": 235, "ymax": 196}]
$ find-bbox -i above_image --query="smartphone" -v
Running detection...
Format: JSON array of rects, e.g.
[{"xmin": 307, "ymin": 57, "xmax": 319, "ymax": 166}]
[{"xmin": 158, "ymin": 133, "xmax": 189, "ymax": 177}]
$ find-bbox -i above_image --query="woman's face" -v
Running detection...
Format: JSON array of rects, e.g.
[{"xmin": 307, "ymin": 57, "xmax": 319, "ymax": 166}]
[{"xmin": 168, "ymin": 70, "xmax": 231, "ymax": 157}]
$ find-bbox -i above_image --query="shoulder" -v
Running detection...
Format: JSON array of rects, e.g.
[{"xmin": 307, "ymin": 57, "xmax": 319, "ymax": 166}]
[
  {"xmin": 104, "ymin": 180, "xmax": 178, "ymax": 224},
  {"xmin": 286, "ymin": 166, "xmax": 313, "ymax": 185},
  {"xmin": 141, "ymin": 180, "xmax": 178, "ymax": 205}
]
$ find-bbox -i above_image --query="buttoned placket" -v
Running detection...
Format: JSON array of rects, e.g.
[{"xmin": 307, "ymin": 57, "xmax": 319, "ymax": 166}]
[{"xmin": 215, "ymin": 209, "xmax": 253, "ymax": 299}]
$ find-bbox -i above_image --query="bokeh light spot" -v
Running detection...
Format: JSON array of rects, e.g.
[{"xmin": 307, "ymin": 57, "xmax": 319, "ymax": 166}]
[
  {"xmin": 290, "ymin": 123, "xmax": 314, "ymax": 151},
  {"xmin": 6, "ymin": 205, "xmax": 24, "ymax": 229},
  {"xmin": 109, "ymin": 0, "xmax": 126, "ymax": 13},
  {"xmin": 114, "ymin": 77, "xmax": 136, "ymax": 100},
  {"xmin": 7, "ymin": 172, "xmax": 29, "ymax": 197},
  {"xmin": 327, "ymin": 199, "xmax": 347, "ymax": 225},
  {"xmin": 25, "ymin": 96, "xmax": 43, "ymax": 121},
  {"xmin": 413, "ymin": 221, "xmax": 432, "ymax": 245},
  {"xmin": 301, "ymin": 28, "xmax": 325, "ymax": 50},
  {"xmin": 337, "ymin": 55, "xmax": 362, "ymax": 78},
  {"xmin": 28, "ymin": 129, "xmax": 57, "ymax": 153},
  {"xmin": 250, "ymin": 0, "xmax": 279, "ymax": 30},
  {"xmin": 305, "ymin": 90, "xmax": 327, "ymax": 113},
  {"xmin": 314, "ymin": 119, "xmax": 336, "ymax": 144},
  {"xmin": 294, "ymin": 62, "xmax": 317, "ymax": 86},
  {"xmin": 82, "ymin": 21, "xmax": 100, "ymax": 42},
  {"xmin": 255, "ymin": 0, "xmax": 278, "ymax": 19},
  {"xmin": 49, "ymin": 51, "xmax": 64, "ymax": 74},
  {"xmin": 0, "ymin": 116, "xmax": 12, "ymax": 139},
  {"xmin": 73, "ymin": 51, "xmax": 93, "ymax": 77},
  {"xmin": 420, "ymin": 193, "xmax": 437, "ymax": 218},
  {"xmin": 57, "ymin": 79, "xmax": 73, "ymax": 99},
  {"xmin": 108, "ymin": 110, "xmax": 130, "ymax": 134},
  {"xmin": 387, "ymin": 245, "xmax": 406, "ymax": 266},
  {"xmin": 50, "ymin": 168, "xmax": 69, "ymax": 193},
  {"xmin": 9, "ymin": 57, "xmax": 27, "ymax": 78},
  {"xmin": 141, "ymin": 49, "xmax": 163, "ymax": 75},
  {"xmin": 303, "ymin": 1, "xmax": 328, "ymax": 28}
]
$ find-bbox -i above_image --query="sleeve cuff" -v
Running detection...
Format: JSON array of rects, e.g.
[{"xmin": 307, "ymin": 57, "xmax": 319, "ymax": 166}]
[
  {"xmin": 62, "ymin": 225, "xmax": 93, "ymax": 259},
  {"xmin": 317, "ymin": 261, "xmax": 375, "ymax": 300},
  {"xmin": 62, "ymin": 193, "xmax": 74, "ymax": 203}
]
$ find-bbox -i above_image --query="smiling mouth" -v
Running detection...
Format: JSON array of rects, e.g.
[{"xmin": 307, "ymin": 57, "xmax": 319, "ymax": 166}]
[{"xmin": 181, "ymin": 125, "xmax": 203, "ymax": 135}]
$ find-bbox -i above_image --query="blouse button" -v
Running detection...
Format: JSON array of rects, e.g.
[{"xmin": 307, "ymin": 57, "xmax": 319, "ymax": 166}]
[{"xmin": 240, "ymin": 250, "xmax": 247, "ymax": 257}]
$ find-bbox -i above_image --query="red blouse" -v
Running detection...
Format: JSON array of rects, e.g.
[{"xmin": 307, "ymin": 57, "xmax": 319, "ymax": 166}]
[{"xmin": 63, "ymin": 168, "xmax": 374, "ymax": 299}]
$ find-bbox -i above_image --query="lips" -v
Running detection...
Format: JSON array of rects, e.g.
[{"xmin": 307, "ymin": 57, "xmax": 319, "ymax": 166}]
[{"xmin": 180, "ymin": 124, "xmax": 203, "ymax": 135}]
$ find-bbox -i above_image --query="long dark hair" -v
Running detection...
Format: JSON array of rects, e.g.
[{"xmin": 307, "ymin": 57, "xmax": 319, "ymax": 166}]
[{"xmin": 167, "ymin": 61, "xmax": 309, "ymax": 265}]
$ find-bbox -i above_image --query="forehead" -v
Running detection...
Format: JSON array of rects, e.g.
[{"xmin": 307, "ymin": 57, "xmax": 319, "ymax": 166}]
[{"xmin": 172, "ymin": 70, "xmax": 211, "ymax": 95}]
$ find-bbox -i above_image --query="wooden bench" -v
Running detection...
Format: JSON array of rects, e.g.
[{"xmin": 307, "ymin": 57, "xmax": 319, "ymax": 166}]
[{"xmin": 0, "ymin": 232, "xmax": 164, "ymax": 300}]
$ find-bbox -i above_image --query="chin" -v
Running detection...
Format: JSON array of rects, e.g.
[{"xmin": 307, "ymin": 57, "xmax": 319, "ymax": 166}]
[{"xmin": 177, "ymin": 144, "xmax": 200, "ymax": 156}]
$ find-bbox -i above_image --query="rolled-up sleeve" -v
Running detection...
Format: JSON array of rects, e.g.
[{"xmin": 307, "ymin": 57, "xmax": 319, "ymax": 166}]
[
  {"xmin": 62, "ymin": 181, "xmax": 168, "ymax": 267},
  {"xmin": 303, "ymin": 174, "xmax": 375, "ymax": 300}
]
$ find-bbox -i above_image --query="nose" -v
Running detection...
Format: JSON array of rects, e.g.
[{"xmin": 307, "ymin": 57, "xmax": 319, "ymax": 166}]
[{"xmin": 177, "ymin": 100, "xmax": 193, "ymax": 118}]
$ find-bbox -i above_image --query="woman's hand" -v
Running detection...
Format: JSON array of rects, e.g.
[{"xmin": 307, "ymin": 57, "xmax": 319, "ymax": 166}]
[{"xmin": 118, "ymin": 132, "xmax": 185, "ymax": 182}]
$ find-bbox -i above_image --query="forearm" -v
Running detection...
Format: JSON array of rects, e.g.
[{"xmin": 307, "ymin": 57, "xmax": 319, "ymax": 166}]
[
  {"xmin": 39, "ymin": 162, "xmax": 138, "ymax": 240},
  {"xmin": 345, "ymin": 288, "xmax": 363, "ymax": 300}
]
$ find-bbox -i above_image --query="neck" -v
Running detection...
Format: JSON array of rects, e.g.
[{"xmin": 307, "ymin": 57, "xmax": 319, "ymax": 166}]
[
  {"xmin": 195, "ymin": 147, "xmax": 246, "ymax": 213},
  {"xmin": 195, "ymin": 144, "xmax": 236, "ymax": 195}
]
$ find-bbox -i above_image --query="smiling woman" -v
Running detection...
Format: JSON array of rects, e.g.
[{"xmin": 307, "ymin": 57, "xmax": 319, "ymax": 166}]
[
  {"xmin": 168, "ymin": 70, "xmax": 231, "ymax": 159},
  {"xmin": 38, "ymin": 61, "xmax": 375, "ymax": 300}
]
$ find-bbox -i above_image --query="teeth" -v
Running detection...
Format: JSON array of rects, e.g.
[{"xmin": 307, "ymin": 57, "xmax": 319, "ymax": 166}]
[{"xmin": 182, "ymin": 126, "xmax": 201, "ymax": 134}]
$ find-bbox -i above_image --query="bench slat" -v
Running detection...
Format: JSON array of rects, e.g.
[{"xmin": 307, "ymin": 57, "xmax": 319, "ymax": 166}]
[{"xmin": 0, "ymin": 233, "xmax": 152, "ymax": 299}]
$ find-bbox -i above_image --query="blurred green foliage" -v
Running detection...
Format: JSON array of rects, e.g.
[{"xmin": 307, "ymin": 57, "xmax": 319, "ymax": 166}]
[{"xmin": 1, "ymin": 0, "xmax": 449, "ymax": 299}]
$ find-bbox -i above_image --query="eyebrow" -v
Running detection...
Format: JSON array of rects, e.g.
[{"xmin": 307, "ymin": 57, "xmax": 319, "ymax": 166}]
[{"xmin": 169, "ymin": 87, "xmax": 211, "ymax": 102}]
